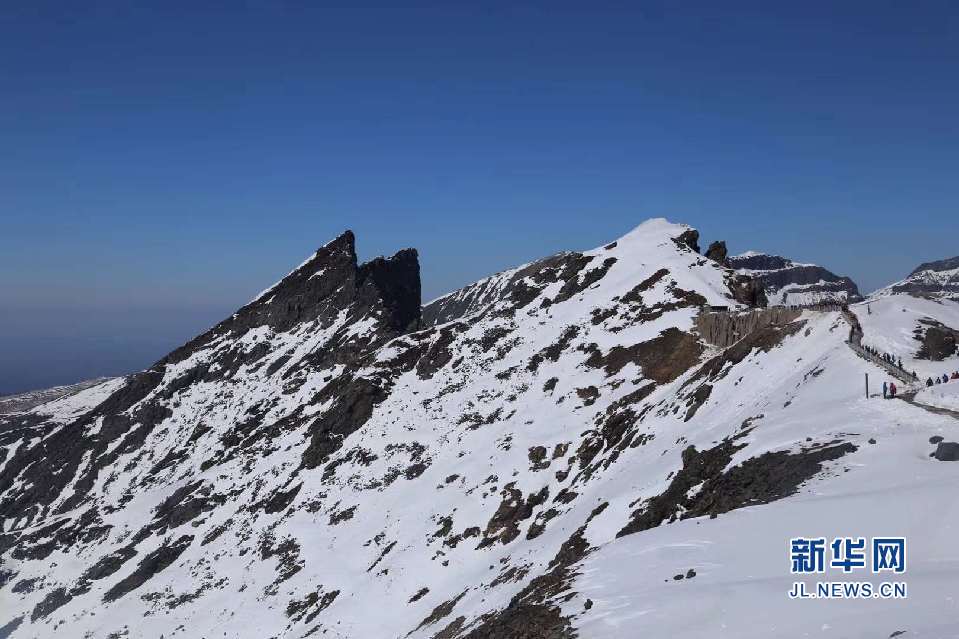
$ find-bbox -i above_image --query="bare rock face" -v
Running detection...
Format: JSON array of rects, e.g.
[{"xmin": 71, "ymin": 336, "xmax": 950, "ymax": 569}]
[
  {"xmin": 694, "ymin": 307, "xmax": 802, "ymax": 349},
  {"xmin": 916, "ymin": 319, "xmax": 959, "ymax": 361},
  {"xmin": 704, "ymin": 241, "xmax": 728, "ymax": 266},
  {"xmin": 934, "ymin": 442, "xmax": 959, "ymax": 462},
  {"xmin": 674, "ymin": 228, "xmax": 701, "ymax": 254},
  {"xmin": 728, "ymin": 252, "xmax": 861, "ymax": 306},
  {"xmin": 727, "ymin": 274, "xmax": 768, "ymax": 308}
]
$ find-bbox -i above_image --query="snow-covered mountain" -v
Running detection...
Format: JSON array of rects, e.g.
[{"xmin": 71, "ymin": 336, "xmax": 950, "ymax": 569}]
[
  {"xmin": 871, "ymin": 256, "xmax": 959, "ymax": 302},
  {"xmin": 0, "ymin": 378, "xmax": 121, "ymax": 416},
  {"xmin": 2, "ymin": 219, "xmax": 958, "ymax": 639},
  {"xmin": 852, "ymin": 256, "xmax": 959, "ymax": 380},
  {"xmin": 728, "ymin": 251, "xmax": 862, "ymax": 306}
]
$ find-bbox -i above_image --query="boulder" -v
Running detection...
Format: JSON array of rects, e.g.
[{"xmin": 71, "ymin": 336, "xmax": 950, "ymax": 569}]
[
  {"xmin": 934, "ymin": 442, "xmax": 959, "ymax": 461},
  {"xmin": 705, "ymin": 241, "xmax": 728, "ymax": 265}
]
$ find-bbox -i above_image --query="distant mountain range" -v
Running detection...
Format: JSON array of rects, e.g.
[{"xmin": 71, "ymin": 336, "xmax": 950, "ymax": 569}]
[{"xmin": 871, "ymin": 255, "xmax": 959, "ymax": 301}]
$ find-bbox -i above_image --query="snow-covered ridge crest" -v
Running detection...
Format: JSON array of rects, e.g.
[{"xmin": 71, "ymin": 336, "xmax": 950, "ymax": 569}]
[{"xmin": 423, "ymin": 217, "xmax": 741, "ymax": 327}]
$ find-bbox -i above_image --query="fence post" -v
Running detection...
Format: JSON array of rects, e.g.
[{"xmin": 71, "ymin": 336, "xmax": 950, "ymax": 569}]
[{"xmin": 865, "ymin": 372, "xmax": 869, "ymax": 399}]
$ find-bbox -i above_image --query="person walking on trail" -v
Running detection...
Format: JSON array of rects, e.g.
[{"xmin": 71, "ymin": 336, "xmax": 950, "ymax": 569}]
[
  {"xmin": 927, "ymin": 377, "xmax": 935, "ymax": 387},
  {"xmin": 883, "ymin": 381, "xmax": 888, "ymax": 399},
  {"xmin": 890, "ymin": 382, "xmax": 897, "ymax": 398}
]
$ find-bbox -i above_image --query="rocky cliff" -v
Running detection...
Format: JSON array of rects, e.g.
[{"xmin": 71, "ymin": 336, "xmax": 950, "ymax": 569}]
[{"xmin": 729, "ymin": 252, "xmax": 862, "ymax": 306}]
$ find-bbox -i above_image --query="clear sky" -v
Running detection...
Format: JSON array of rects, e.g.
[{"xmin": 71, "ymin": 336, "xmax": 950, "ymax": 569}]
[{"xmin": 2, "ymin": 1, "xmax": 957, "ymax": 393}]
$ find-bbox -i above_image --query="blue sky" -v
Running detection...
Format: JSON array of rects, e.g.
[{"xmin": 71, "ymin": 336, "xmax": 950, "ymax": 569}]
[{"xmin": 2, "ymin": 1, "xmax": 957, "ymax": 393}]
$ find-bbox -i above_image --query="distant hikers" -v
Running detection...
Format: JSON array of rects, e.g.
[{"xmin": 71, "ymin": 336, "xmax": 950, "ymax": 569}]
[
  {"xmin": 952, "ymin": 371, "xmax": 959, "ymax": 380},
  {"xmin": 943, "ymin": 374, "xmax": 950, "ymax": 384},
  {"xmin": 927, "ymin": 377, "xmax": 935, "ymax": 387},
  {"xmin": 883, "ymin": 381, "xmax": 888, "ymax": 399},
  {"xmin": 889, "ymin": 382, "xmax": 897, "ymax": 398}
]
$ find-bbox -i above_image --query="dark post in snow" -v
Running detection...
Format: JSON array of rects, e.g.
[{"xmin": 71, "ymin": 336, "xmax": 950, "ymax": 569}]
[{"xmin": 865, "ymin": 373, "xmax": 869, "ymax": 399}]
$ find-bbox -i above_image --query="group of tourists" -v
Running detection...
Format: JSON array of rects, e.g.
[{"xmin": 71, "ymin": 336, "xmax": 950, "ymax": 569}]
[
  {"xmin": 926, "ymin": 371, "xmax": 959, "ymax": 387},
  {"xmin": 862, "ymin": 345, "xmax": 922, "ymax": 381},
  {"xmin": 863, "ymin": 345, "xmax": 903, "ymax": 369},
  {"xmin": 882, "ymin": 381, "xmax": 898, "ymax": 399}
]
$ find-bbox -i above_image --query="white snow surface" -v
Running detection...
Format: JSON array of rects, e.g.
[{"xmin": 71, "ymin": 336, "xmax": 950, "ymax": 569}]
[
  {"xmin": 2, "ymin": 218, "xmax": 957, "ymax": 638},
  {"xmin": 915, "ymin": 381, "xmax": 959, "ymax": 412},
  {"xmin": 854, "ymin": 295, "xmax": 959, "ymax": 379}
]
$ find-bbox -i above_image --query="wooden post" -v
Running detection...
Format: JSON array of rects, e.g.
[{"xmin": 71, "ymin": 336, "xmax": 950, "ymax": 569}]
[{"xmin": 865, "ymin": 372, "xmax": 869, "ymax": 399}]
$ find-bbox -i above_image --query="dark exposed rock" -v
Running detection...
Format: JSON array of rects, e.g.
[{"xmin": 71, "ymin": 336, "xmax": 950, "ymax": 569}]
[
  {"xmin": 726, "ymin": 274, "xmax": 768, "ymax": 308},
  {"xmin": 729, "ymin": 253, "xmax": 861, "ymax": 305},
  {"xmin": 622, "ymin": 268, "xmax": 670, "ymax": 305},
  {"xmin": 82, "ymin": 544, "xmax": 138, "ymax": 581},
  {"xmin": 103, "ymin": 535, "xmax": 194, "ymax": 602},
  {"xmin": 461, "ymin": 603, "xmax": 575, "ymax": 639},
  {"xmin": 552, "ymin": 257, "xmax": 617, "ymax": 304},
  {"xmin": 584, "ymin": 328, "xmax": 704, "ymax": 383},
  {"xmin": 694, "ymin": 307, "xmax": 802, "ymax": 349},
  {"xmin": 0, "ymin": 616, "xmax": 23, "ymax": 637},
  {"xmin": 409, "ymin": 587, "xmax": 430, "ymax": 603},
  {"xmin": 301, "ymin": 376, "xmax": 389, "ymax": 470},
  {"xmin": 915, "ymin": 319, "xmax": 958, "ymax": 361},
  {"xmin": 470, "ymin": 503, "xmax": 609, "ymax": 638},
  {"xmin": 31, "ymin": 586, "xmax": 72, "ymax": 621},
  {"xmin": 286, "ymin": 588, "xmax": 339, "ymax": 624},
  {"xmin": 704, "ymin": 241, "xmax": 728, "ymax": 265},
  {"xmin": 618, "ymin": 437, "xmax": 856, "ymax": 537},
  {"xmin": 934, "ymin": 442, "xmax": 959, "ymax": 461},
  {"xmin": 528, "ymin": 326, "xmax": 580, "ymax": 373},
  {"xmin": 480, "ymin": 484, "xmax": 549, "ymax": 547},
  {"xmin": 674, "ymin": 229, "xmax": 701, "ymax": 254},
  {"xmin": 256, "ymin": 483, "xmax": 302, "ymax": 514}
]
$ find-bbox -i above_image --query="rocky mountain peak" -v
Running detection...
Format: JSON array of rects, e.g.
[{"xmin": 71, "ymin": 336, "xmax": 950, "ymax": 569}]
[
  {"xmin": 704, "ymin": 241, "xmax": 728, "ymax": 265},
  {"xmin": 161, "ymin": 231, "xmax": 421, "ymax": 367},
  {"xmin": 355, "ymin": 248, "xmax": 421, "ymax": 332},
  {"xmin": 910, "ymin": 255, "xmax": 959, "ymax": 277}
]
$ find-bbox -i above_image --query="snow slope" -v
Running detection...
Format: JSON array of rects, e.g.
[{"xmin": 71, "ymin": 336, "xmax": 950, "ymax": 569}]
[
  {"xmin": 915, "ymin": 381, "xmax": 959, "ymax": 412},
  {"xmin": 1, "ymin": 219, "xmax": 956, "ymax": 639},
  {"xmin": 854, "ymin": 295, "xmax": 959, "ymax": 380},
  {"xmin": 0, "ymin": 377, "xmax": 120, "ymax": 416}
]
